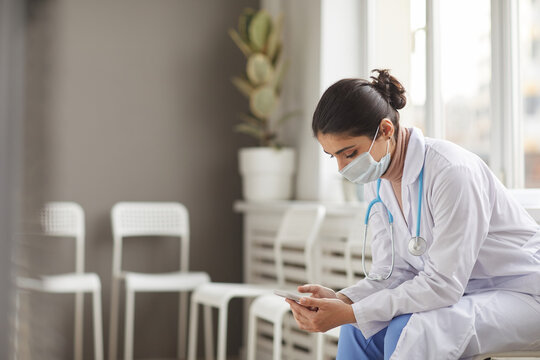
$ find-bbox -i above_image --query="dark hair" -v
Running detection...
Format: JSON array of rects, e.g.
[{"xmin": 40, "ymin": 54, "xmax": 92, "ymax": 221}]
[{"xmin": 312, "ymin": 69, "xmax": 407, "ymax": 140}]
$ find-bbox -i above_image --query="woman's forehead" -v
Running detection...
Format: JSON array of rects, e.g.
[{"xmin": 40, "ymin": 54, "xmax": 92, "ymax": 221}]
[{"xmin": 317, "ymin": 132, "xmax": 371, "ymax": 152}]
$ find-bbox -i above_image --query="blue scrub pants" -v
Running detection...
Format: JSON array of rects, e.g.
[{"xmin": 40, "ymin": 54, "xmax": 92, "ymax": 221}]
[{"xmin": 336, "ymin": 314, "xmax": 411, "ymax": 360}]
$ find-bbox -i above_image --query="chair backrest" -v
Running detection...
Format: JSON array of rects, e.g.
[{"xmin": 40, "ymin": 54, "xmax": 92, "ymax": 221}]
[
  {"xmin": 508, "ymin": 189, "xmax": 540, "ymax": 223},
  {"xmin": 344, "ymin": 212, "xmax": 365, "ymax": 285},
  {"xmin": 274, "ymin": 204, "xmax": 326, "ymax": 287},
  {"xmin": 40, "ymin": 202, "xmax": 86, "ymax": 273},
  {"xmin": 110, "ymin": 202, "xmax": 190, "ymax": 276}
]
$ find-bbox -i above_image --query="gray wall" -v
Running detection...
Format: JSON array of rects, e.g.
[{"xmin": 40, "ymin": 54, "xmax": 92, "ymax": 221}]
[
  {"xmin": 23, "ymin": 0, "xmax": 256, "ymax": 358},
  {"xmin": 0, "ymin": 0, "xmax": 24, "ymax": 358}
]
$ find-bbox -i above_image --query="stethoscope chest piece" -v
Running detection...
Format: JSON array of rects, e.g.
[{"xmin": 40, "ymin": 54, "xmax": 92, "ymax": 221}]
[
  {"xmin": 408, "ymin": 236, "xmax": 427, "ymax": 256},
  {"xmin": 362, "ymin": 165, "xmax": 427, "ymax": 280}
]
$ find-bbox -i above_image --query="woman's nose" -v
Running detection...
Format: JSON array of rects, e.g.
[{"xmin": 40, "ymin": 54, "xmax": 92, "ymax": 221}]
[{"xmin": 337, "ymin": 158, "xmax": 351, "ymax": 171}]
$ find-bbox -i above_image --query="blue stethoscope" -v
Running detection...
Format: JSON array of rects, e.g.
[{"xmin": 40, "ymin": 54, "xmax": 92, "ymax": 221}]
[{"xmin": 362, "ymin": 166, "xmax": 426, "ymax": 281}]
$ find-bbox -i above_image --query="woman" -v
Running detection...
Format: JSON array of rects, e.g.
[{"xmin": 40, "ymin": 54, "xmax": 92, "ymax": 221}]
[{"xmin": 286, "ymin": 69, "xmax": 540, "ymax": 359}]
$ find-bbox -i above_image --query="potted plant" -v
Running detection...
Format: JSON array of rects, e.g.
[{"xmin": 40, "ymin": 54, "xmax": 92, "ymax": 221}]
[{"xmin": 229, "ymin": 8, "xmax": 297, "ymax": 201}]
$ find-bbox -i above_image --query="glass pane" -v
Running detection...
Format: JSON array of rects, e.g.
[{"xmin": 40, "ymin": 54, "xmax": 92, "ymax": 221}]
[
  {"xmin": 406, "ymin": 0, "xmax": 426, "ymax": 132},
  {"xmin": 441, "ymin": 0, "xmax": 491, "ymax": 164},
  {"xmin": 521, "ymin": 0, "xmax": 540, "ymax": 188},
  {"xmin": 372, "ymin": 0, "xmax": 425, "ymax": 131}
]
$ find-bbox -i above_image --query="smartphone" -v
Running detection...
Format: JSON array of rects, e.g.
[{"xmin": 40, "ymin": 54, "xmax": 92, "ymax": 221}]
[
  {"xmin": 273, "ymin": 289, "xmax": 303, "ymax": 302},
  {"xmin": 274, "ymin": 289, "xmax": 318, "ymax": 311}
]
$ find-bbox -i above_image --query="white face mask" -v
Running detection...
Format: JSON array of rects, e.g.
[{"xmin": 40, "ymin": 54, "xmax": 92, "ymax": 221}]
[{"xmin": 339, "ymin": 126, "xmax": 391, "ymax": 184}]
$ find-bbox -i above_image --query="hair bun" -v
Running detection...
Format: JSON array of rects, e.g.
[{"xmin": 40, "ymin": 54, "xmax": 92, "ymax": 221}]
[{"xmin": 370, "ymin": 69, "xmax": 407, "ymax": 110}]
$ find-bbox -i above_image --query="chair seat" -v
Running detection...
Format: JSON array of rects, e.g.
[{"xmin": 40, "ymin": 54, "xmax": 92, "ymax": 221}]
[
  {"xmin": 17, "ymin": 273, "xmax": 101, "ymax": 293},
  {"xmin": 192, "ymin": 282, "xmax": 276, "ymax": 307},
  {"xmin": 124, "ymin": 271, "xmax": 210, "ymax": 292},
  {"xmin": 323, "ymin": 326, "xmax": 340, "ymax": 339},
  {"xmin": 472, "ymin": 351, "xmax": 540, "ymax": 360},
  {"xmin": 250, "ymin": 293, "xmax": 296, "ymax": 323}
]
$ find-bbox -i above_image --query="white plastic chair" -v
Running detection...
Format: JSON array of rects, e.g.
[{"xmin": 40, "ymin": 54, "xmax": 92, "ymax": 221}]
[
  {"xmin": 473, "ymin": 351, "xmax": 540, "ymax": 360},
  {"xmin": 16, "ymin": 202, "xmax": 104, "ymax": 360},
  {"xmin": 245, "ymin": 204, "xmax": 326, "ymax": 360},
  {"xmin": 108, "ymin": 202, "xmax": 210, "ymax": 360},
  {"xmin": 188, "ymin": 204, "xmax": 326, "ymax": 360},
  {"xmin": 472, "ymin": 190, "xmax": 540, "ymax": 359},
  {"xmin": 509, "ymin": 188, "xmax": 540, "ymax": 223},
  {"xmin": 316, "ymin": 212, "xmax": 365, "ymax": 360},
  {"xmin": 316, "ymin": 327, "xmax": 341, "ymax": 360}
]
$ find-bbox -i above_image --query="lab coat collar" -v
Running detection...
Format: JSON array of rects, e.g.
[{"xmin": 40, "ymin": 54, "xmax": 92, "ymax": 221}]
[{"xmin": 401, "ymin": 127, "xmax": 426, "ymax": 185}]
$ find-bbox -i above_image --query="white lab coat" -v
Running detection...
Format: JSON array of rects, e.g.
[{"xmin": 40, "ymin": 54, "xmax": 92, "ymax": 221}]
[{"xmin": 339, "ymin": 127, "xmax": 540, "ymax": 359}]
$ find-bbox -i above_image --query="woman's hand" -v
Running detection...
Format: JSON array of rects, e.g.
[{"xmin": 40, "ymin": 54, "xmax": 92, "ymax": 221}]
[
  {"xmin": 298, "ymin": 284, "xmax": 353, "ymax": 305},
  {"xmin": 297, "ymin": 284, "xmax": 337, "ymax": 299},
  {"xmin": 286, "ymin": 297, "xmax": 355, "ymax": 333}
]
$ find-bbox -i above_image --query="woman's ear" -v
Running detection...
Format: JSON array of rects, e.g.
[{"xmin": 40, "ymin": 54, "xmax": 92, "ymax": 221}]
[{"xmin": 379, "ymin": 118, "xmax": 395, "ymax": 139}]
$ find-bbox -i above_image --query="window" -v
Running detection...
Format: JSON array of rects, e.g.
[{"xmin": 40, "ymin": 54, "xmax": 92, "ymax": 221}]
[
  {"xmin": 408, "ymin": 0, "xmax": 427, "ymax": 132},
  {"xmin": 521, "ymin": 0, "xmax": 540, "ymax": 187},
  {"xmin": 440, "ymin": 0, "xmax": 491, "ymax": 164},
  {"xmin": 373, "ymin": 0, "xmax": 426, "ymax": 131},
  {"xmin": 315, "ymin": 0, "xmax": 539, "ymax": 198}
]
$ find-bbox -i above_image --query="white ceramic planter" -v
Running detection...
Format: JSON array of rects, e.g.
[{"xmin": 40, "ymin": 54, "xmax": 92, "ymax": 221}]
[{"xmin": 239, "ymin": 147, "xmax": 295, "ymax": 201}]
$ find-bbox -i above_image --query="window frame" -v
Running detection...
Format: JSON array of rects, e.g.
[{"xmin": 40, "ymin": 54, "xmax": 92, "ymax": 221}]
[{"xmin": 489, "ymin": 0, "xmax": 523, "ymax": 188}]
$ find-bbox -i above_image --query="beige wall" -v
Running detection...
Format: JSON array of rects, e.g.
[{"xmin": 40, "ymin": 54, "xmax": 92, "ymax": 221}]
[{"xmin": 23, "ymin": 0, "xmax": 256, "ymax": 358}]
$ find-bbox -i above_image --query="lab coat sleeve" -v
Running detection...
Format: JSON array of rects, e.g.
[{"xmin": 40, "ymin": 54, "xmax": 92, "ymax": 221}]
[
  {"xmin": 338, "ymin": 183, "xmax": 417, "ymax": 303},
  {"xmin": 352, "ymin": 165, "xmax": 491, "ymax": 338}
]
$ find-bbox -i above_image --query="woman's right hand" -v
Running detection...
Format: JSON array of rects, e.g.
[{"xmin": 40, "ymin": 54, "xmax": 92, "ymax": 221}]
[{"xmin": 298, "ymin": 284, "xmax": 337, "ymax": 299}]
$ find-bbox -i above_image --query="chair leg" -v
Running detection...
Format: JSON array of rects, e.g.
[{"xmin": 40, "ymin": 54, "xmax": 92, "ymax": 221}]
[
  {"xmin": 246, "ymin": 310, "xmax": 257, "ymax": 360},
  {"xmin": 13, "ymin": 288, "xmax": 21, "ymax": 359},
  {"xmin": 217, "ymin": 303, "xmax": 229, "ymax": 360},
  {"xmin": 272, "ymin": 316, "xmax": 283, "ymax": 360},
  {"xmin": 178, "ymin": 292, "xmax": 188, "ymax": 359},
  {"xmin": 203, "ymin": 305, "xmax": 215, "ymax": 360},
  {"xmin": 316, "ymin": 333, "xmax": 324, "ymax": 360},
  {"xmin": 124, "ymin": 289, "xmax": 135, "ymax": 360},
  {"xmin": 92, "ymin": 289, "xmax": 104, "ymax": 360},
  {"xmin": 187, "ymin": 298, "xmax": 199, "ymax": 360},
  {"xmin": 241, "ymin": 298, "xmax": 250, "ymax": 357},
  {"xmin": 283, "ymin": 316, "xmax": 293, "ymax": 356},
  {"xmin": 74, "ymin": 291, "xmax": 84, "ymax": 360},
  {"xmin": 108, "ymin": 278, "xmax": 120, "ymax": 360}
]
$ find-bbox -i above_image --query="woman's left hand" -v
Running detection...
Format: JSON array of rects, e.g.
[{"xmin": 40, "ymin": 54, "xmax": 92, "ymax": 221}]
[{"xmin": 286, "ymin": 297, "xmax": 356, "ymax": 333}]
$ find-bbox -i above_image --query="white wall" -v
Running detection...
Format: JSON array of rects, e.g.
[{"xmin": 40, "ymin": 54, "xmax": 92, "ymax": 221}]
[
  {"xmin": 263, "ymin": 0, "xmax": 372, "ymax": 201},
  {"xmin": 319, "ymin": 0, "xmax": 367, "ymax": 202},
  {"xmin": 263, "ymin": 0, "xmax": 324, "ymax": 200}
]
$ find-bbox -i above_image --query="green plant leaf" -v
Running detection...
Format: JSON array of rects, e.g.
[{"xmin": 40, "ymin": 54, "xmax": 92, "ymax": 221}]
[
  {"xmin": 238, "ymin": 8, "xmax": 256, "ymax": 42},
  {"xmin": 266, "ymin": 13, "xmax": 283, "ymax": 59},
  {"xmin": 231, "ymin": 76, "xmax": 254, "ymax": 98},
  {"xmin": 249, "ymin": 10, "xmax": 272, "ymax": 52},
  {"xmin": 235, "ymin": 123, "xmax": 265, "ymax": 141},
  {"xmin": 239, "ymin": 113, "xmax": 264, "ymax": 126},
  {"xmin": 274, "ymin": 110, "xmax": 301, "ymax": 128},
  {"xmin": 232, "ymin": 8, "xmax": 290, "ymax": 149},
  {"xmin": 271, "ymin": 43, "xmax": 282, "ymax": 66},
  {"xmin": 246, "ymin": 53, "xmax": 273, "ymax": 85},
  {"xmin": 229, "ymin": 29, "xmax": 252, "ymax": 57},
  {"xmin": 271, "ymin": 60, "xmax": 289, "ymax": 95},
  {"xmin": 263, "ymin": 132, "xmax": 279, "ymax": 148},
  {"xmin": 250, "ymin": 85, "xmax": 277, "ymax": 118}
]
